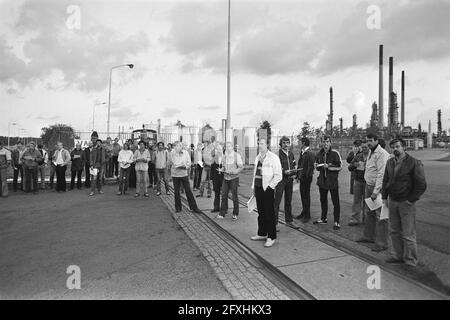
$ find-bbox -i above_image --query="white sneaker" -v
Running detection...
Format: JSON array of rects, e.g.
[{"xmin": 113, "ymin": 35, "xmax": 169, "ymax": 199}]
[
  {"xmin": 216, "ymin": 215, "xmax": 224, "ymax": 219},
  {"xmin": 264, "ymin": 238, "xmax": 276, "ymax": 247},
  {"xmin": 250, "ymin": 235, "xmax": 267, "ymax": 241}
]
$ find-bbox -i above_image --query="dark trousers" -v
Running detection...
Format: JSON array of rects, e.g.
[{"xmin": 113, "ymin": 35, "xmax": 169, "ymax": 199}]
[
  {"xmin": 148, "ymin": 162, "xmax": 156, "ymax": 186},
  {"xmin": 56, "ymin": 165, "xmax": 67, "ymax": 191},
  {"xmin": 319, "ymin": 187, "xmax": 340, "ymax": 223},
  {"xmin": 155, "ymin": 168, "xmax": 169, "ymax": 193},
  {"xmin": 362, "ymin": 184, "xmax": 389, "ymax": 248},
  {"xmin": 299, "ymin": 176, "xmax": 313, "ymax": 218},
  {"xmin": 49, "ymin": 164, "xmax": 56, "ymax": 187},
  {"xmin": 13, "ymin": 165, "xmax": 24, "ymax": 191},
  {"xmin": 112, "ymin": 155, "xmax": 119, "ymax": 176},
  {"xmin": 105, "ymin": 158, "xmax": 112, "ymax": 177},
  {"xmin": 129, "ymin": 163, "xmax": 136, "ymax": 188},
  {"xmin": 220, "ymin": 178, "xmax": 239, "ymax": 216},
  {"xmin": 274, "ymin": 178, "xmax": 293, "ymax": 223},
  {"xmin": 24, "ymin": 166, "xmax": 38, "ymax": 193},
  {"xmin": 193, "ymin": 164, "xmax": 203, "ymax": 189},
  {"xmin": 91, "ymin": 167, "xmax": 103, "ymax": 192},
  {"xmin": 211, "ymin": 163, "xmax": 223, "ymax": 211},
  {"xmin": 118, "ymin": 167, "xmax": 131, "ymax": 193},
  {"xmin": 173, "ymin": 176, "xmax": 199, "ymax": 212},
  {"xmin": 255, "ymin": 186, "xmax": 277, "ymax": 240},
  {"xmin": 70, "ymin": 169, "xmax": 83, "ymax": 189},
  {"xmin": 350, "ymin": 171, "xmax": 355, "ymax": 195},
  {"xmin": 84, "ymin": 163, "xmax": 91, "ymax": 187}
]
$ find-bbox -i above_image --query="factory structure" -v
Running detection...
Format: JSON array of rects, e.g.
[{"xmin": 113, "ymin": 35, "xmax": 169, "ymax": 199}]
[{"xmin": 323, "ymin": 44, "xmax": 448, "ymax": 149}]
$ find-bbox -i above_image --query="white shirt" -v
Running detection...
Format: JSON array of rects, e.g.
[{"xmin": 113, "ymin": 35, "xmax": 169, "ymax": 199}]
[
  {"xmin": 251, "ymin": 151, "xmax": 282, "ymax": 191},
  {"xmin": 118, "ymin": 150, "xmax": 134, "ymax": 169},
  {"xmin": 55, "ymin": 150, "xmax": 64, "ymax": 165}
]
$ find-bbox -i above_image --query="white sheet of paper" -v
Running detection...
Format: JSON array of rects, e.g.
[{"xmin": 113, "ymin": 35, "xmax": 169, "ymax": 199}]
[
  {"xmin": 198, "ymin": 160, "xmax": 204, "ymax": 168},
  {"xmin": 316, "ymin": 163, "xmax": 325, "ymax": 167},
  {"xmin": 247, "ymin": 195, "xmax": 257, "ymax": 213},
  {"xmin": 365, "ymin": 194, "xmax": 382, "ymax": 211},
  {"xmin": 380, "ymin": 202, "xmax": 389, "ymax": 220},
  {"xmin": 89, "ymin": 168, "xmax": 98, "ymax": 176}
]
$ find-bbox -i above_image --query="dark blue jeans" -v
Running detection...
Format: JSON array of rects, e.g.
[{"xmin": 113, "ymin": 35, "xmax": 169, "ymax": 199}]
[
  {"xmin": 220, "ymin": 177, "xmax": 239, "ymax": 216},
  {"xmin": 173, "ymin": 176, "xmax": 199, "ymax": 212}
]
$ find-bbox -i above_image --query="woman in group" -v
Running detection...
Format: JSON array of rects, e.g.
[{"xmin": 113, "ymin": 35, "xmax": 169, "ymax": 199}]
[
  {"xmin": 133, "ymin": 140, "xmax": 151, "ymax": 197},
  {"xmin": 117, "ymin": 142, "xmax": 134, "ymax": 195},
  {"xmin": 250, "ymin": 138, "xmax": 282, "ymax": 248},
  {"xmin": 128, "ymin": 139, "xmax": 137, "ymax": 188}
]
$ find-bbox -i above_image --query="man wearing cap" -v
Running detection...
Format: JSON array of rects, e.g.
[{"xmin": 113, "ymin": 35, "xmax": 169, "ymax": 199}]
[
  {"xmin": 0, "ymin": 141, "xmax": 12, "ymax": 197},
  {"xmin": 21, "ymin": 141, "xmax": 43, "ymax": 194}
]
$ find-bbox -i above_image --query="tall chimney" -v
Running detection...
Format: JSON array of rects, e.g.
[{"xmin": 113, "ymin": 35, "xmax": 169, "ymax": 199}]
[
  {"xmin": 388, "ymin": 56, "xmax": 394, "ymax": 130},
  {"xmin": 352, "ymin": 114, "xmax": 357, "ymax": 129},
  {"xmin": 339, "ymin": 117, "xmax": 343, "ymax": 134},
  {"xmin": 437, "ymin": 109, "xmax": 442, "ymax": 137},
  {"xmin": 329, "ymin": 87, "xmax": 333, "ymax": 135},
  {"xmin": 401, "ymin": 70, "xmax": 405, "ymax": 128},
  {"xmin": 378, "ymin": 45, "xmax": 384, "ymax": 129}
]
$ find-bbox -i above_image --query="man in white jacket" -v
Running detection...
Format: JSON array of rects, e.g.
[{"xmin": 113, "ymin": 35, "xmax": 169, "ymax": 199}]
[{"xmin": 250, "ymin": 139, "xmax": 282, "ymax": 248}]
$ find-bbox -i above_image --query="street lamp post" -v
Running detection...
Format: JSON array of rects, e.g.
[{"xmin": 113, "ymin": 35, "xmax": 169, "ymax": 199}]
[
  {"xmin": 8, "ymin": 122, "xmax": 17, "ymax": 148},
  {"xmin": 92, "ymin": 102, "xmax": 107, "ymax": 132},
  {"xmin": 107, "ymin": 64, "xmax": 134, "ymax": 138},
  {"xmin": 226, "ymin": 0, "xmax": 231, "ymax": 143}
]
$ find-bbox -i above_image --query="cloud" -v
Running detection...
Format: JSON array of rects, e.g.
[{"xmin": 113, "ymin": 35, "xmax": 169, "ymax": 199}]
[
  {"xmin": 164, "ymin": 0, "xmax": 450, "ymax": 76},
  {"xmin": 197, "ymin": 105, "xmax": 221, "ymax": 110},
  {"xmin": 341, "ymin": 91, "xmax": 367, "ymax": 113},
  {"xmin": 406, "ymin": 97, "xmax": 425, "ymax": 106},
  {"xmin": 260, "ymin": 86, "xmax": 317, "ymax": 104},
  {"xmin": 35, "ymin": 115, "xmax": 60, "ymax": 121},
  {"xmin": 0, "ymin": 0, "xmax": 150, "ymax": 92},
  {"xmin": 161, "ymin": 107, "xmax": 181, "ymax": 117},
  {"xmin": 236, "ymin": 110, "xmax": 252, "ymax": 116},
  {"xmin": 110, "ymin": 107, "xmax": 140, "ymax": 122}
]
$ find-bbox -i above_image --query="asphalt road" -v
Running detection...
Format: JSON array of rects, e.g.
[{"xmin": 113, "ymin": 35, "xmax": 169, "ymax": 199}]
[{"xmin": 0, "ymin": 186, "xmax": 231, "ymax": 300}]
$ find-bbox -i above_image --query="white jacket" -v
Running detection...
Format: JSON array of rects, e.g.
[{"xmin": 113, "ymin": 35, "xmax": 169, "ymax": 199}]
[
  {"xmin": 364, "ymin": 144, "xmax": 390, "ymax": 194},
  {"xmin": 118, "ymin": 150, "xmax": 134, "ymax": 169},
  {"xmin": 251, "ymin": 151, "xmax": 282, "ymax": 191}
]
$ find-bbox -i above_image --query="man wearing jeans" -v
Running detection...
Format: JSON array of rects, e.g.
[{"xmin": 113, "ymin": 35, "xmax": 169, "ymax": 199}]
[
  {"xmin": 382, "ymin": 138, "xmax": 426, "ymax": 266},
  {"xmin": 197, "ymin": 140, "xmax": 214, "ymax": 198},
  {"xmin": 356, "ymin": 133, "xmax": 390, "ymax": 252},
  {"xmin": 218, "ymin": 141, "xmax": 243, "ymax": 219},
  {"xmin": 154, "ymin": 142, "xmax": 170, "ymax": 196},
  {"xmin": 274, "ymin": 136, "xmax": 298, "ymax": 229},
  {"xmin": 348, "ymin": 140, "xmax": 369, "ymax": 226},
  {"xmin": 295, "ymin": 137, "xmax": 315, "ymax": 223},
  {"xmin": 169, "ymin": 141, "xmax": 201, "ymax": 213},
  {"xmin": 21, "ymin": 141, "xmax": 43, "ymax": 194}
]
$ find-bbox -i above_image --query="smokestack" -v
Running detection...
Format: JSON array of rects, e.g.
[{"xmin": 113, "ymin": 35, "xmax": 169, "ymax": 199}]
[
  {"xmin": 388, "ymin": 56, "xmax": 393, "ymax": 129},
  {"xmin": 353, "ymin": 114, "xmax": 357, "ymax": 129},
  {"xmin": 428, "ymin": 120, "xmax": 432, "ymax": 148},
  {"xmin": 339, "ymin": 117, "xmax": 343, "ymax": 133},
  {"xmin": 378, "ymin": 45, "xmax": 384, "ymax": 129},
  {"xmin": 437, "ymin": 109, "xmax": 442, "ymax": 137},
  {"xmin": 330, "ymin": 87, "xmax": 333, "ymax": 135},
  {"xmin": 401, "ymin": 70, "xmax": 405, "ymax": 128}
]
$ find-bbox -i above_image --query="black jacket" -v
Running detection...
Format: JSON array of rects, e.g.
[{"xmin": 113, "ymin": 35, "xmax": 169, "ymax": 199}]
[
  {"xmin": 297, "ymin": 148, "xmax": 315, "ymax": 179},
  {"xmin": 348, "ymin": 151, "xmax": 367, "ymax": 182},
  {"xmin": 278, "ymin": 149, "xmax": 296, "ymax": 179},
  {"xmin": 315, "ymin": 148, "xmax": 342, "ymax": 190},
  {"xmin": 382, "ymin": 153, "xmax": 427, "ymax": 202}
]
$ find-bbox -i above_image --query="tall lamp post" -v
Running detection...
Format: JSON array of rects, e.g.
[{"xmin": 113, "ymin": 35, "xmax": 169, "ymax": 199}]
[
  {"xmin": 92, "ymin": 102, "xmax": 106, "ymax": 132},
  {"xmin": 8, "ymin": 122, "xmax": 17, "ymax": 148},
  {"xmin": 107, "ymin": 64, "xmax": 134, "ymax": 138},
  {"xmin": 226, "ymin": 0, "xmax": 231, "ymax": 143}
]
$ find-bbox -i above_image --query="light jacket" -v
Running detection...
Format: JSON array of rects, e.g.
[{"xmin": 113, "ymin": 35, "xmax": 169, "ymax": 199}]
[
  {"xmin": 52, "ymin": 148, "xmax": 71, "ymax": 166},
  {"xmin": 21, "ymin": 148, "xmax": 43, "ymax": 168},
  {"xmin": 251, "ymin": 151, "xmax": 282, "ymax": 191},
  {"xmin": 118, "ymin": 150, "xmax": 134, "ymax": 169},
  {"xmin": 134, "ymin": 149, "xmax": 151, "ymax": 171},
  {"xmin": 364, "ymin": 144, "xmax": 390, "ymax": 194}
]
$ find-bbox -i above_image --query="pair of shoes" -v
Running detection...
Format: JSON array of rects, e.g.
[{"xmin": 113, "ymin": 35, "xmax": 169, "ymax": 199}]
[
  {"xmin": 301, "ymin": 217, "xmax": 311, "ymax": 223},
  {"xmin": 144, "ymin": 193, "xmax": 149, "ymax": 197},
  {"xmin": 156, "ymin": 192, "xmax": 161, "ymax": 196},
  {"xmin": 356, "ymin": 238, "xmax": 374, "ymax": 243},
  {"xmin": 134, "ymin": 193, "xmax": 140, "ymax": 197},
  {"xmin": 286, "ymin": 221, "xmax": 300, "ymax": 229},
  {"xmin": 313, "ymin": 219, "xmax": 327, "ymax": 224},
  {"xmin": 98, "ymin": 191, "xmax": 104, "ymax": 194},
  {"xmin": 372, "ymin": 246, "xmax": 388, "ymax": 252},
  {"xmin": 264, "ymin": 238, "xmax": 276, "ymax": 247},
  {"xmin": 386, "ymin": 257, "xmax": 404, "ymax": 264},
  {"xmin": 348, "ymin": 221, "xmax": 360, "ymax": 226},
  {"xmin": 232, "ymin": 215, "xmax": 238, "ymax": 220},
  {"xmin": 216, "ymin": 215, "xmax": 224, "ymax": 219},
  {"xmin": 250, "ymin": 235, "xmax": 267, "ymax": 241},
  {"xmin": 89, "ymin": 192, "xmax": 94, "ymax": 196},
  {"xmin": 117, "ymin": 192, "xmax": 122, "ymax": 195},
  {"xmin": 193, "ymin": 209, "xmax": 202, "ymax": 214},
  {"xmin": 211, "ymin": 209, "xmax": 220, "ymax": 213},
  {"xmin": 333, "ymin": 222, "xmax": 341, "ymax": 230}
]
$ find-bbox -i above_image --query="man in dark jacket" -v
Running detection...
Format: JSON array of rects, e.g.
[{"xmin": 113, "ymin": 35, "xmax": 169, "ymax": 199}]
[
  {"xmin": 12, "ymin": 141, "xmax": 25, "ymax": 192},
  {"xmin": 84, "ymin": 141, "xmax": 92, "ymax": 188},
  {"xmin": 346, "ymin": 140, "xmax": 361, "ymax": 195},
  {"xmin": 21, "ymin": 141, "xmax": 43, "ymax": 194},
  {"xmin": 89, "ymin": 139, "xmax": 106, "ymax": 196},
  {"xmin": 382, "ymin": 138, "xmax": 427, "ymax": 266},
  {"xmin": 274, "ymin": 136, "xmax": 298, "ymax": 229},
  {"xmin": 313, "ymin": 136, "xmax": 342, "ymax": 230},
  {"xmin": 348, "ymin": 140, "xmax": 369, "ymax": 226},
  {"xmin": 70, "ymin": 143, "xmax": 85, "ymax": 190},
  {"xmin": 295, "ymin": 137, "xmax": 315, "ymax": 223}
]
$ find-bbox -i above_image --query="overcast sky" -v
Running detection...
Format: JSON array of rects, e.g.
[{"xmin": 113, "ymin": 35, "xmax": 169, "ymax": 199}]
[{"xmin": 0, "ymin": 0, "xmax": 449, "ymax": 137}]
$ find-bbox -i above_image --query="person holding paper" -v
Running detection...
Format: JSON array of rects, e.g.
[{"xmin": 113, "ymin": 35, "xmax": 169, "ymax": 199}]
[
  {"xmin": 250, "ymin": 138, "xmax": 282, "ymax": 248},
  {"xmin": 154, "ymin": 141, "xmax": 170, "ymax": 196},
  {"xmin": 382, "ymin": 138, "xmax": 427, "ymax": 266},
  {"xmin": 134, "ymin": 140, "xmax": 151, "ymax": 198},
  {"xmin": 356, "ymin": 133, "xmax": 390, "ymax": 252},
  {"xmin": 70, "ymin": 143, "xmax": 85, "ymax": 190},
  {"xmin": 295, "ymin": 137, "xmax": 315, "ymax": 223},
  {"xmin": 274, "ymin": 136, "xmax": 298, "ymax": 229},
  {"xmin": 313, "ymin": 136, "xmax": 342, "ymax": 230},
  {"xmin": 348, "ymin": 140, "xmax": 369, "ymax": 226},
  {"xmin": 89, "ymin": 139, "xmax": 106, "ymax": 196}
]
